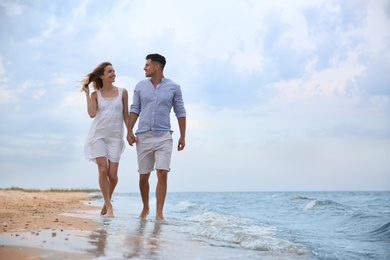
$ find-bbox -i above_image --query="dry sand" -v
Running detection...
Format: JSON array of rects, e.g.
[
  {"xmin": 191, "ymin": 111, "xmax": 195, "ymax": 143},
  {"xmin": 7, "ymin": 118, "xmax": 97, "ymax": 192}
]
[{"xmin": 0, "ymin": 189, "xmax": 100, "ymax": 259}]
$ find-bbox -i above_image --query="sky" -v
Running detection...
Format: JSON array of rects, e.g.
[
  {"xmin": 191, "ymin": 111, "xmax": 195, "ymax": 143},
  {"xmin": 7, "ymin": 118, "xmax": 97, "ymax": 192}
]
[{"xmin": 0, "ymin": 0, "xmax": 389, "ymax": 192}]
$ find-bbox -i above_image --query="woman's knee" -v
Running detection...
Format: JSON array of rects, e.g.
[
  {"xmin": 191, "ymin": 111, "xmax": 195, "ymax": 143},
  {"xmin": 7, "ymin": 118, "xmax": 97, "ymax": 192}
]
[
  {"xmin": 98, "ymin": 168, "xmax": 108, "ymax": 177},
  {"xmin": 109, "ymin": 174, "xmax": 118, "ymax": 183}
]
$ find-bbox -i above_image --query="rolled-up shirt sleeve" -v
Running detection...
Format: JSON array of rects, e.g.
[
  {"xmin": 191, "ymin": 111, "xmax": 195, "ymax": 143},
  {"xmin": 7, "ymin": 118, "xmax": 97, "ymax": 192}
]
[
  {"xmin": 130, "ymin": 86, "xmax": 141, "ymax": 115},
  {"xmin": 173, "ymin": 85, "xmax": 186, "ymax": 118}
]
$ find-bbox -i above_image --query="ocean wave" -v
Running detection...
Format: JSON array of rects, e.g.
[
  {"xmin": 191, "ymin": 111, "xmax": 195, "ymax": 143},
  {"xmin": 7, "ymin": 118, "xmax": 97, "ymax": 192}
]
[
  {"xmin": 303, "ymin": 199, "xmax": 346, "ymax": 211},
  {"xmin": 293, "ymin": 195, "xmax": 312, "ymax": 200},
  {"xmin": 370, "ymin": 221, "xmax": 390, "ymax": 238},
  {"xmin": 293, "ymin": 195, "xmax": 350, "ymax": 212}
]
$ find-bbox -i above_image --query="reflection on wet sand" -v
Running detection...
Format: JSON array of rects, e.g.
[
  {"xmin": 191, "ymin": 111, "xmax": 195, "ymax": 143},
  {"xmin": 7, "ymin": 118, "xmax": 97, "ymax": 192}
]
[
  {"xmin": 88, "ymin": 228, "xmax": 107, "ymax": 257},
  {"xmin": 88, "ymin": 218, "xmax": 110, "ymax": 257},
  {"xmin": 150, "ymin": 220, "xmax": 162, "ymax": 248},
  {"xmin": 86, "ymin": 217, "xmax": 163, "ymax": 259},
  {"xmin": 123, "ymin": 220, "xmax": 163, "ymax": 259}
]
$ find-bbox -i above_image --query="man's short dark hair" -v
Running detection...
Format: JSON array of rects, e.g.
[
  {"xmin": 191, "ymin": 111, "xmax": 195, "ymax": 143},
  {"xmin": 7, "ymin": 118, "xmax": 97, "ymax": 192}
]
[{"xmin": 146, "ymin": 53, "xmax": 166, "ymax": 69}]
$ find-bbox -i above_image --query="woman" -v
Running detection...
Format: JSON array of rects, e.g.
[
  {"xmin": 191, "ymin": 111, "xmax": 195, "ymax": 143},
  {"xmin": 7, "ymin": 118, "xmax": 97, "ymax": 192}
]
[{"xmin": 82, "ymin": 62, "xmax": 129, "ymax": 217}]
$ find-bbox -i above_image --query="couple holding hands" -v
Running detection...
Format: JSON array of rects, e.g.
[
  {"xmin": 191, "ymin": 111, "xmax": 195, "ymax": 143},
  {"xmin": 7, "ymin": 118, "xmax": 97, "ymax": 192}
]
[{"xmin": 82, "ymin": 54, "xmax": 186, "ymax": 221}]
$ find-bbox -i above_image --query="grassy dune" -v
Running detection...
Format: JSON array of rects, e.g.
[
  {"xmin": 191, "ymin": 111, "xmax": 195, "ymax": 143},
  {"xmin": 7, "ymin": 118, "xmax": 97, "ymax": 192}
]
[{"xmin": 0, "ymin": 187, "xmax": 100, "ymax": 193}]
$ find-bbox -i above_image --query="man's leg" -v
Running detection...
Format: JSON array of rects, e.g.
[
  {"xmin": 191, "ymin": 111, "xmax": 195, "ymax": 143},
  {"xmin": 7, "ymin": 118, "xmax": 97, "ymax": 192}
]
[
  {"xmin": 139, "ymin": 173, "xmax": 151, "ymax": 220},
  {"xmin": 156, "ymin": 169, "xmax": 168, "ymax": 221}
]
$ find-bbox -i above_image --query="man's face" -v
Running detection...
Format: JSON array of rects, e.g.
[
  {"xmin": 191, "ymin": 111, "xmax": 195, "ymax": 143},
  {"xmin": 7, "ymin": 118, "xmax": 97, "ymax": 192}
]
[{"xmin": 144, "ymin": 59, "xmax": 159, "ymax": 77}]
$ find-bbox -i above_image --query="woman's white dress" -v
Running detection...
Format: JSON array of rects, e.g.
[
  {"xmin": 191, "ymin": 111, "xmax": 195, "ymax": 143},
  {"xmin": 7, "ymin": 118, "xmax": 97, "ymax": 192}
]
[{"xmin": 84, "ymin": 88, "xmax": 125, "ymax": 163}]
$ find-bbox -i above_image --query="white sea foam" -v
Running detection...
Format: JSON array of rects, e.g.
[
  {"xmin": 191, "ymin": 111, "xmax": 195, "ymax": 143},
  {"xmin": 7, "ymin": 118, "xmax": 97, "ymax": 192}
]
[
  {"xmin": 174, "ymin": 200, "xmax": 200, "ymax": 212},
  {"xmin": 188, "ymin": 211, "xmax": 253, "ymax": 226},
  {"xmin": 184, "ymin": 211, "xmax": 308, "ymax": 255},
  {"xmin": 304, "ymin": 200, "xmax": 318, "ymax": 211}
]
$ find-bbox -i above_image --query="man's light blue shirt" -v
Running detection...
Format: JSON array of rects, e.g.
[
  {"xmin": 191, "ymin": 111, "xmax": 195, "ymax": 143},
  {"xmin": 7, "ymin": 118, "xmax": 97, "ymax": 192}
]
[{"xmin": 130, "ymin": 78, "xmax": 186, "ymax": 136}]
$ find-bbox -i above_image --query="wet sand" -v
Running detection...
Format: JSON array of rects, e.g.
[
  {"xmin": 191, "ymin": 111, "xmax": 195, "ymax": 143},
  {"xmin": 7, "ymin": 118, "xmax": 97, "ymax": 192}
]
[{"xmin": 0, "ymin": 189, "xmax": 100, "ymax": 259}]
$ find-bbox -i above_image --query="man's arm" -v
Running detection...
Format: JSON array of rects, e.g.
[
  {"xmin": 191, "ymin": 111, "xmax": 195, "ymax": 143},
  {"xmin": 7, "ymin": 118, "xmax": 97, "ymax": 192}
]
[
  {"xmin": 127, "ymin": 112, "xmax": 139, "ymax": 146},
  {"xmin": 177, "ymin": 117, "xmax": 186, "ymax": 151}
]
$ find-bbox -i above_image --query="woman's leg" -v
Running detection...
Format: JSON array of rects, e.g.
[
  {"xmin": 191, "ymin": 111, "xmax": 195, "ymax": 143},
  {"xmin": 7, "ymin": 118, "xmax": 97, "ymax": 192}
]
[
  {"xmin": 96, "ymin": 157, "xmax": 114, "ymax": 217},
  {"xmin": 99, "ymin": 160, "xmax": 120, "ymax": 216},
  {"xmin": 102, "ymin": 160, "xmax": 119, "ymax": 216},
  {"xmin": 108, "ymin": 160, "xmax": 119, "ymax": 199}
]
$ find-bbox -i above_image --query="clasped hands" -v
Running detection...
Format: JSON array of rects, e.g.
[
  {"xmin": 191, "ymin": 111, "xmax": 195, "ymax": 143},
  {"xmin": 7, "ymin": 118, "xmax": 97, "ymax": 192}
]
[{"xmin": 127, "ymin": 132, "xmax": 137, "ymax": 146}]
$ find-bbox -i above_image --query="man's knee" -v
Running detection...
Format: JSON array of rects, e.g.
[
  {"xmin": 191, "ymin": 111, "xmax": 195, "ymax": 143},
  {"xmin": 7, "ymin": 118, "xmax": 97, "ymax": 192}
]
[
  {"xmin": 139, "ymin": 173, "xmax": 150, "ymax": 183},
  {"xmin": 156, "ymin": 170, "xmax": 168, "ymax": 181}
]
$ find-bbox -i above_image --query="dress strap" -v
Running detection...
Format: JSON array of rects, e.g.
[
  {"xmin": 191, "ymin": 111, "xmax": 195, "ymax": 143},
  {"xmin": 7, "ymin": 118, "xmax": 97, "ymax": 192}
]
[{"xmin": 96, "ymin": 89, "xmax": 102, "ymax": 101}]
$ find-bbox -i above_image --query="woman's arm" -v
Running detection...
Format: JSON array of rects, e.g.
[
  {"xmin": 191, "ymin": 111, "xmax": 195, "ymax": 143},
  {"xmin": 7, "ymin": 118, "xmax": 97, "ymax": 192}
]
[
  {"xmin": 122, "ymin": 88, "xmax": 129, "ymax": 126},
  {"xmin": 83, "ymin": 84, "xmax": 98, "ymax": 118}
]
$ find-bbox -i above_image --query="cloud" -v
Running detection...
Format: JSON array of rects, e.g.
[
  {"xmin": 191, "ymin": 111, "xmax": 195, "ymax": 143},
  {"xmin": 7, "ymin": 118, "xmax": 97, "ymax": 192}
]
[
  {"xmin": 355, "ymin": 56, "xmax": 390, "ymax": 97},
  {"xmin": 306, "ymin": 122, "xmax": 390, "ymax": 139},
  {"xmin": 0, "ymin": 0, "xmax": 23, "ymax": 16},
  {"xmin": 0, "ymin": 56, "xmax": 14, "ymax": 105},
  {"xmin": 270, "ymin": 50, "xmax": 365, "ymax": 99}
]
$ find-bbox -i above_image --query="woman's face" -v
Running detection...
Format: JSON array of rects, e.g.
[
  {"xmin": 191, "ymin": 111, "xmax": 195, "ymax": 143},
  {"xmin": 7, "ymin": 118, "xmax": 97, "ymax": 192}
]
[{"xmin": 101, "ymin": 65, "xmax": 116, "ymax": 83}]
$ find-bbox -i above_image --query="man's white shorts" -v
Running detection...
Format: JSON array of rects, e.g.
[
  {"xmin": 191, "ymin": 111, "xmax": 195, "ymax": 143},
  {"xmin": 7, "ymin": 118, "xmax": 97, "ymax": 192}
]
[{"xmin": 136, "ymin": 131, "xmax": 173, "ymax": 174}]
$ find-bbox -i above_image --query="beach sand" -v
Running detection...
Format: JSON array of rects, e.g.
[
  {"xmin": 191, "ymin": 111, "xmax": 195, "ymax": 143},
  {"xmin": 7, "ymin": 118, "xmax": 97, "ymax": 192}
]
[{"xmin": 0, "ymin": 189, "xmax": 100, "ymax": 259}]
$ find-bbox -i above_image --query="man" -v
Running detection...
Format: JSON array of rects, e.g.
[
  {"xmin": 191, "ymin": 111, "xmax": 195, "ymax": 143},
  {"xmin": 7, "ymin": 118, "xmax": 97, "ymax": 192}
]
[{"xmin": 127, "ymin": 53, "xmax": 186, "ymax": 221}]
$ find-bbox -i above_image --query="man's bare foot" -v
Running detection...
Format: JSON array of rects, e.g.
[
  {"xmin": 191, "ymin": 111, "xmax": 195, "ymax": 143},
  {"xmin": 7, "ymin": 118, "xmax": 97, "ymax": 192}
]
[
  {"xmin": 101, "ymin": 204, "xmax": 107, "ymax": 215},
  {"xmin": 106, "ymin": 204, "xmax": 114, "ymax": 218},
  {"xmin": 139, "ymin": 209, "xmax": 149, "ymax": 220},
  {"xmin": 156, "ymin": 214, "xmax": 164, "ymax": 221}
]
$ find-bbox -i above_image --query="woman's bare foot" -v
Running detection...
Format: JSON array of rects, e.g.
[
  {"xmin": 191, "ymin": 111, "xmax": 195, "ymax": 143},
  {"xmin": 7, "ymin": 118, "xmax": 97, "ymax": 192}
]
[
  {"xmin": 156, "ymin": 214, "xmax": 164, "ymax": 221},
  {"xmin": 139, "ymin": 208, "xmax": 149, "ymax": 220},
  {"xmin": 106, "ymin": 204, "xmax": 114, "ymax": 218},
  {"xmin": 101, "ymin": 204, "xmax": 107, "ymax": 215}
]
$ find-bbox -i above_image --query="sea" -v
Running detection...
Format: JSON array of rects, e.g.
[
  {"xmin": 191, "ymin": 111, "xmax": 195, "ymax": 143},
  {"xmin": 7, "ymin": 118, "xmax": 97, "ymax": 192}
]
[
  {"xmin": 2, "ymin": 191, "xmax": 389, "ymax": 259},
  {"xmin": 81, "ymin": 191, "xmax": 390, "ymax": 260}
]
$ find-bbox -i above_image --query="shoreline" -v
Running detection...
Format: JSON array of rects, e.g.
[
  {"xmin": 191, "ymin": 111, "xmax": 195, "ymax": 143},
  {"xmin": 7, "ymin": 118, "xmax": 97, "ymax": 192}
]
[{"xmin": 0, "ymin": 189, "xmax": 101, "ymax": 259}]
